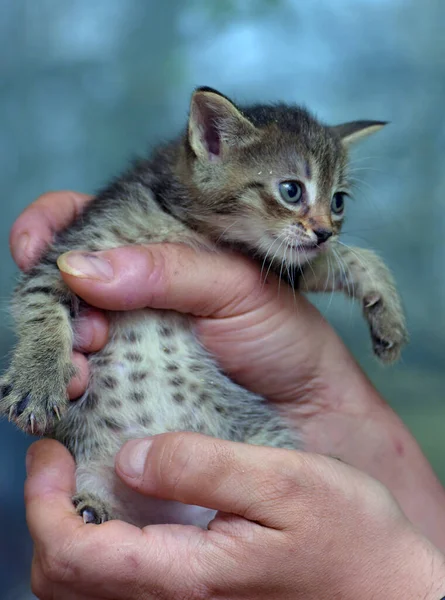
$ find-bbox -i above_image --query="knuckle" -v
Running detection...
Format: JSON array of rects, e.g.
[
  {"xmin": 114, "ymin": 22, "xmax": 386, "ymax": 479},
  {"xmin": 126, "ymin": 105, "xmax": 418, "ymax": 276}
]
[
  {"xmin": 220, "ymin": 257, "xmax": 276, "ymax": 316},
  {"xmin": 156, "ymin": 243, "xmax": 196, "ymax": 292},
  {"xmin": 137, "ymin": 244, "xmax": 168, "ymax": 302},
  {"xmin": 258, "ymin": 451, "xmax": 312, "ymax": 505},
  {"xmin": 156, "ymin": 432, "xmax": 200, "ymax": 495},
  {"xmin": 155, "ymin": 433, "xmax": 235, "ymax": 500},
  {"xmin": 35, "ymin": 190, "xmax": 58, "ymax": 205}
]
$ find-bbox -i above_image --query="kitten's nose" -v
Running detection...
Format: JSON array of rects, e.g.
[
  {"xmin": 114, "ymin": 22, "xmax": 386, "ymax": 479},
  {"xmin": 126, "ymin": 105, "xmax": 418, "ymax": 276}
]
[{"xmin": 313, "ymin": 229, "xmax": 332, "ymax": 244}]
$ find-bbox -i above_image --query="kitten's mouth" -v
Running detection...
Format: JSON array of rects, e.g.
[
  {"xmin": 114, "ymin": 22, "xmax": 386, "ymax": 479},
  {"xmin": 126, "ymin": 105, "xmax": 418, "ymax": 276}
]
[
  {"xmin": 287, "ymin": 240, "xmax": 320, "ymax": 251},
  {"xmin": 269, "ymin": 233, "xmax": 320, "ymax": 251},
  {"xmin": 266, "ymin": 234, "xmax": 327, "ymax": 265}
]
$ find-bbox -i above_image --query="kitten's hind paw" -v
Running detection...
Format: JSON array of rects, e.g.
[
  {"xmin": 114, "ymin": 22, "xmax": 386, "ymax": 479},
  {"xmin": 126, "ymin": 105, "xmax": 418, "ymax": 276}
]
[
  {"xmin": 363, "ymin": 292, "xmax": 409, "ymax": 364},
  {"xmin": 73, "ymin": 492, "xmax": 115, "ymax": 525}
]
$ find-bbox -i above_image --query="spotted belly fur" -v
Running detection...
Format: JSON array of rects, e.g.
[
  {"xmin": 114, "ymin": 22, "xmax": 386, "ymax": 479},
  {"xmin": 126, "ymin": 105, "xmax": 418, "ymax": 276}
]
[{"xmin": 53, "ymin": 308, "xmax": 298, "ymax": 527}]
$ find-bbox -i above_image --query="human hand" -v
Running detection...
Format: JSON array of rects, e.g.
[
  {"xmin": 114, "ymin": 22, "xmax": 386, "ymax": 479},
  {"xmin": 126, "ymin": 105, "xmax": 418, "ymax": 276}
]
[
  {"xmin": 10, "ymin": 191, "xmax": 445, "ymax": 548},
  {"xmin": 6, "ymin": 191, "xmax": 403, "ymax": 442},
  {"xmin": 26, "ymin": 434, "xmax": 445, "ymax": 600}
]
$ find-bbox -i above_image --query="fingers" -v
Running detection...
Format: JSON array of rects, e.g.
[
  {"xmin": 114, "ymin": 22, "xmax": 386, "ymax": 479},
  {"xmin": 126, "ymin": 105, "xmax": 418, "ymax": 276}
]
[
  {"xmin": 72, "ymin": 309, "xmax": 109, "ymax": 353},
  {"xmin": 10, "ymin": 191, "xmax": 91, "ymax": 270},
  {"xmin": 65, "ymin": 310, "xmax": 109, "ymax": 399},
  {"xmin": 25, "ymin": 442, "xmax": 210, "ymax": 597},
  {"xmin": 25, "ymin": 440, "xmax": 81, "ymax": 549},
  {"xmin": 56, "ymin": 244, "xmax": 279, "ymax": 317},
  {"xmin": 116, "ymin": 432, "xmax": 310, "ymax": 529},
  {"xmin": 24, "ymin": 440, "xmax": 146, "ymax": 595},
  {"xmin": 67, "ymin": 353, "xmax": 90, "ymax": 399}
]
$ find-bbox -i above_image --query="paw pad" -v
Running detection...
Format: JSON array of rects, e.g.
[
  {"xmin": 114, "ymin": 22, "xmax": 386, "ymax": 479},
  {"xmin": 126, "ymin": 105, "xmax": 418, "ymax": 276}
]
[
  {"xmin": 15, "ymin": 394, "xmax": 31, "ymax": 417},
  {"xmin": 0, "ymin": 384, "xmax": 12, "ymax": 399}
]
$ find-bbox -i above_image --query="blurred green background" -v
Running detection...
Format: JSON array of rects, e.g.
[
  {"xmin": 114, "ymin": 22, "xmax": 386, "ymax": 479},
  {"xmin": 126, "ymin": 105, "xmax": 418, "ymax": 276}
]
[{"xmin": 1, "ymin": 0, "xmax": 444, "ymax": 597}]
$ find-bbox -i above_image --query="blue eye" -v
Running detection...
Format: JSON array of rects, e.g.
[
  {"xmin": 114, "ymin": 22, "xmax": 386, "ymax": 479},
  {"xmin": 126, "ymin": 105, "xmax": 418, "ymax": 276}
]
[
  {"xmin": 331, "ymin": 192, "xmax": 346, "ymax": 216},
  {"xmin": 279, "ymin": 181, "xmax": 303, "ymax": 204}
]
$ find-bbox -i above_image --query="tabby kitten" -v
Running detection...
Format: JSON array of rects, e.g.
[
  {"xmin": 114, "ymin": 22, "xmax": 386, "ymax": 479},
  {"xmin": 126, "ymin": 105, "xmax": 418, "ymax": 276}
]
[{"xmin": 0, "ymin": 87, "xmax": 407, "ymax": 527}]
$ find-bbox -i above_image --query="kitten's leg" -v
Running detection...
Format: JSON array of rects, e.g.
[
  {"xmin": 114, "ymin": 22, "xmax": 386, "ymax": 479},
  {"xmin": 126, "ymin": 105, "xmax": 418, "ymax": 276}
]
[
  {"xmin": 301, "ymin": 244, "xmax": 408, "ymax": 363},
  {"xmin": 0, "ymin": 259, "xmax": 78, "ymax": 434}
]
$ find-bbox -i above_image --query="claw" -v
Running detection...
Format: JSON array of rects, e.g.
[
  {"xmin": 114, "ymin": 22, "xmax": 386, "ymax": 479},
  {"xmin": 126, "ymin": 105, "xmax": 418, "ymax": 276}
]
[
  {"xmin": 82, "ymin": 508, "xmax": 99, "ymax": 525},
  {"xmin": 364, "ymin": 294, "xmax": 381, "ymax": 309},
  {"xmin": 29, "ymin": 413, "xmax": 36, "ymax": 435},
  {"xmin": 53, "ymin": 406, "xmax": 61, "ymax": 421},
  {"xmin": 8, "ymin": 405, "xmax": 15, "ymax": 422},
  {"xmin": 374, "ymin": 336, "xmax": 394, "ymax": 351}
]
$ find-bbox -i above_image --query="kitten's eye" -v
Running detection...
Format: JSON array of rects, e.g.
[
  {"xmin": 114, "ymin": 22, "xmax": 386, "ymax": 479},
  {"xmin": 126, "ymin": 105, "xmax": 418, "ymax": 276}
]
[
  {"xmin": 331, "ymin": 192, "xmax": 346, "ymax": 216},
  {"xmin": 279, "ymin": 181, "xmax": 303, "ymax": 204}
]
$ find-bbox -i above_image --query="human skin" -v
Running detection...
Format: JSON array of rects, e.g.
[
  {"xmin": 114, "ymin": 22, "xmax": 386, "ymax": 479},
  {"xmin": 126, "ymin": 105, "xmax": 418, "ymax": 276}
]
[
  {"xmin": 25, "ymin": 436, "xmax": 445, "ymax": 599},
  {"xmin": 9, "ymin": 191, "xmax": 445, "ymax": 598}
]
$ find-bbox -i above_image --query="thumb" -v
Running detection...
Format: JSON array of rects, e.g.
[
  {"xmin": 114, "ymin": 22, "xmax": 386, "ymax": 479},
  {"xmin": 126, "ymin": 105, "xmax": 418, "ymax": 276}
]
[
  {"xmin": 56, "ymin": 243, "xmax": 284, "ymax": 317},
  {"xmin": 115, "ymin": 432, "xmax": 307, "ymax": 529}
]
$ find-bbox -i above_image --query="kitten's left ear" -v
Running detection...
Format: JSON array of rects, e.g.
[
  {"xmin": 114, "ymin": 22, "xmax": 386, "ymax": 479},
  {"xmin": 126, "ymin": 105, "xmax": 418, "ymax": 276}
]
[
  {"xmin": 188, "ymin": 87, "xmax": 259, "ymax": 162},
  {"xmin": 331, "ymin": 120, "xmax": 388, "ymax": 145}
]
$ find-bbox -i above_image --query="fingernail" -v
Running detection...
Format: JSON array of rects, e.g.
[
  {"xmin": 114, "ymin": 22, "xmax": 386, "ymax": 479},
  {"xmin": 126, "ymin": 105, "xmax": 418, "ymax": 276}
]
[
  {"xmin": 26, "ymin": 449, "xmax": 34, "ymax": 475},
  {"xmin": 17, "ymin": 233, "xmax": 30, "ymax": 261},
  {"xmin": 57, "ymin": 252, "xmax": 114, "ymax": 281},
  {"xmin": 118, "ymin": 439, "xmax": 153, "ymax": 478}
]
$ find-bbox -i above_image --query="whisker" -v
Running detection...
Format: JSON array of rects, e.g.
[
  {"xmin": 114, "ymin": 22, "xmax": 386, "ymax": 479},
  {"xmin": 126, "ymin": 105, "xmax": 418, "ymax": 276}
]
[
  {"xmin": 348, "ymin": 155, "xmax": 382, "ymax": 166},
  {"xmin": 325, "ymin": 252, "xmax": 336, "ymax": 315},
  {"xmin": 331, "ymin": 246, "xmax": 352, "ymax": 300},
  {"xmin": 262, "ymin": 232, "xmax": 288, "ymax": 291},
  {"xmin": 286, "ymin": 260, "xmax": 298, "ymax": 307},
  {"xmin": 260, "ymin": 237, "xmax": 277, "ymax": 287},
  {"xmin": 335, "ymin": 241, "xmax": 379, "ymax": 299},
  {"xmin": 348, "ymin": 166, "xmax": 385, "ymax": 175},
  {"xmin": 323, "ymin": 251, "xmax": 332, "ymax": 294},
  {"xmin": 215, "ymin": 219, "xmax": 242, "ymax": 244},
  {"xmin": 295, "ymin": 244, "xmax": 309, "ymax": 293},
  {"xmin": 277, "ymin": 238, "xmax": 289, "ymax": 296}
]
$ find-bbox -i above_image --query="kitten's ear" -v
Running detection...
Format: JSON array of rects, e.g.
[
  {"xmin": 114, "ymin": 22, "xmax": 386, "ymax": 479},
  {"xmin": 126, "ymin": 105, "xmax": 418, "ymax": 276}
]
[
  {"xmin": 188, "ymin": 87, "xmax": 258, "ymax": 161},
  {"xmin": 331, "ymin": 120, "xmax": 388, "ymax": 145}
]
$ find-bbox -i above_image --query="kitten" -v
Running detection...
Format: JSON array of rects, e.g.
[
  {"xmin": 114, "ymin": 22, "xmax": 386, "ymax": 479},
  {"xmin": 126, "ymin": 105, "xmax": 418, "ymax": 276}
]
[{"xmin": 0, "ymin": 87, "xmax": 407, "ymax": 527}]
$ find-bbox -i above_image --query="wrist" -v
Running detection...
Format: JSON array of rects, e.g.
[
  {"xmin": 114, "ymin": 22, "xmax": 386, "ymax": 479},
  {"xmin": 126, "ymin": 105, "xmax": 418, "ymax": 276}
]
[
  {"xmin": 388, "ymin": 531, "xmax": 445, "ymax": 600},
  {"xmin": 338, "ymin": 528, "xmax": 445, "ymax": 600},
  {"xmin": 336, "ymin": 400, "xmax": 445, "ymax": 552},
  {"xmin": 286, "ymin": 344, "xmax": 445, "ymax": 551}
]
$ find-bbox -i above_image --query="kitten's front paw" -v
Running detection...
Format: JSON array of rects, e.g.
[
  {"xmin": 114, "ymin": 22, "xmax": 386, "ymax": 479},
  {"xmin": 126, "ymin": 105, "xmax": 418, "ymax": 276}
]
[
  {"xmin": 73, "ymin": 492, "xmax": 114, "ymax": 524},
  {"xmin": 363, "ymin": 292, "xmax": 408, "ymax": 364},
  {"xmin": 0, "ymin": 361, "xmax": 76, "ymax": 435}
]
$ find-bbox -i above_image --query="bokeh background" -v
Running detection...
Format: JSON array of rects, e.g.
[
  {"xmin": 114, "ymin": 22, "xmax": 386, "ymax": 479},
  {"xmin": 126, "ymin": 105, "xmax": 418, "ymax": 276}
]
[{"xmin": 1, "ymin": 0, "xmax": 444, "ymax": 597}]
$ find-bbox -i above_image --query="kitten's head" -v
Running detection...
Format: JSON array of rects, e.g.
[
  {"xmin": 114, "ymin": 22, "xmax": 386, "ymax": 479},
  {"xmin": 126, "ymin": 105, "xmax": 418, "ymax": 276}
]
[{"xmin": 181, "ymin": 86, "xmax": 386, "ymax": 267}]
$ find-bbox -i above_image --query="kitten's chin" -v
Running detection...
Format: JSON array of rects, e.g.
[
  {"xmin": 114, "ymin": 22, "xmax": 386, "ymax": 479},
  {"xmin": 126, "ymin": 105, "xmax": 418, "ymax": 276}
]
[
  {"xmin": 255, "ymin": 235, "xmax": 326, "ymax": 269},
  {"xmin": 285, "ymin": 244, "xmax": 321, "ymax": 265}
]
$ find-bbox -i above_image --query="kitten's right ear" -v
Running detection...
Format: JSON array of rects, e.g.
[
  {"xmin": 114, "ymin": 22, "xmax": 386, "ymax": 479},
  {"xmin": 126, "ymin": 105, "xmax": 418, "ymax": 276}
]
[
  {"xmin": 332, "ymin": 120, "xmax": 388, "ymax": 145},
  {"xmin": 188, "ymin": 87, "xmax": 258, "ymax": 162}
]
